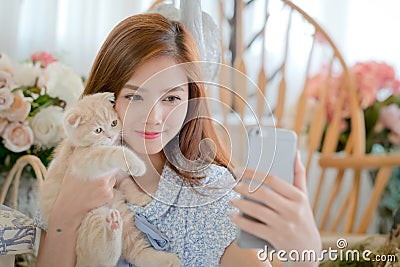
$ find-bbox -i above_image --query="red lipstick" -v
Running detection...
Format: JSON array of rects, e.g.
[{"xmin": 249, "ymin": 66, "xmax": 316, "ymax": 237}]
[{"xmin": 139, "ymin": 131, "xmax": 162, "ymax": 139}]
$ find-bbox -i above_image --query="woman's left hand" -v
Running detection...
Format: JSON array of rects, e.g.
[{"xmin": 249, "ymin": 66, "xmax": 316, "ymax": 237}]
[{"xmin": 230, "ymin": 152, "xmax": 322, "ymax": 264}]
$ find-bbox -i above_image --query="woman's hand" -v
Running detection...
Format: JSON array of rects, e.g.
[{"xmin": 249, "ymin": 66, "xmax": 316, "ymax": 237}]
[
  {"xmin": 50, "ymin": 169, "xmax": 118, "ymax": 229},
  {"xmin": 36, "ymin": 170, "xmax": 118, "ymax": 267},
  {"xmin": 230, "ymin": 152, "xmax": 321, "ymax": 266}
]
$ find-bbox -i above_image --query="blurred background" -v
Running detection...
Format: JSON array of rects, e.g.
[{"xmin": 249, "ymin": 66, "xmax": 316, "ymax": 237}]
[
  {"xmin": 1, "ymin": 0, "xmax": 399, "ymax": 239},
  {"xmin": 1, "ymin": 0, "xmax": 399, "ymax": 77}
]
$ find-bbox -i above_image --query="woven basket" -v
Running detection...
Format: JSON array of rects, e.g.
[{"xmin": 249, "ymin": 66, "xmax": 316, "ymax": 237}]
[
  {"xmin": 0, "ymin": 155, "xmax": 46, "ymax": 209},
  {"xmin": 0, "ymin": 155, "xmax": 46, "ymax": 267}
]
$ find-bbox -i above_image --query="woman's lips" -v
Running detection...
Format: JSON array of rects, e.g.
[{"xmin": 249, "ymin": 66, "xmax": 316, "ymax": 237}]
[{"xmin": 139, "ymin": 131, "xmax": 162, "ymax": 139}]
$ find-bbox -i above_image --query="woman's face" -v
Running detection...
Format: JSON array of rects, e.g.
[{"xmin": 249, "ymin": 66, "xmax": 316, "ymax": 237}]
[{"xmin": 115, "ymin": 56, "xmax": 189, "ymax": 156}]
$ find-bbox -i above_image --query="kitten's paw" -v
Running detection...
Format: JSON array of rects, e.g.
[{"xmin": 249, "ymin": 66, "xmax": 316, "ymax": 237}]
[
  {"xmin": 126, "ymin": 156, "xmax": 146, "ymax": 176},
  {"xmin": 106, "ymin": 209, "xmax": 122, "ymax": 231},
  {"xmin": 76, "ymin": 208, "xmax": 122, "ymax": 267},
  {"xmin": 154, "ymin": 252, "xmax": 181, "ymax": 267},
  {"xmin": 131, "ymin": 248, "xmax": 181, "ymax": 267}
]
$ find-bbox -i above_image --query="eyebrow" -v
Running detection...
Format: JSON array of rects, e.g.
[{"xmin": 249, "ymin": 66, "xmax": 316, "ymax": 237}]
[{"xmin": 123, "ymin": 84, "xmax": 185, "ymax": 93}]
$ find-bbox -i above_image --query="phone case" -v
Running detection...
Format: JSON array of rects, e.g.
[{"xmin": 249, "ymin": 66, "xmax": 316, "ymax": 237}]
[{"xmin": 236, "ymin": 126, "xmax": 297, "ymax": 249}]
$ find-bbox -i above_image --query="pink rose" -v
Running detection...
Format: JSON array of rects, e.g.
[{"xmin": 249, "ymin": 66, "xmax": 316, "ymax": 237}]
[
  {"xmin": 2, "ymin": 122, "xmax": 34, "ymax": 152},
  {"xmin": 377, "ymin": 104, "xmax": 400, "ymax": 135},
  {"xmin": 31, "ymin": 51, "xmax": 58, "ymax": 68},
  {"xmin": 306, "ymin": 69, "xmax": 343, "ymax": 122},
  {"xmin": 0, "ymin": 117, "xmax": 8, "ymax": 135},
  {"xmin": 1, "ymin": 92, "xmax": 31, "ymax": 122},
  {"xmin": 0, "ymin": 71, "xmax": 15, "ymax": 89},
  {"xmin": 0, "ymin": 87, "xmax": 14, "ymax": 111},
  {"xmin": 351, "ymin": 61, "xmax": 399, "ymax": 107},
  {"xmin": 306, "ymin": 72, "xmax": 325, "ymax": 100}
]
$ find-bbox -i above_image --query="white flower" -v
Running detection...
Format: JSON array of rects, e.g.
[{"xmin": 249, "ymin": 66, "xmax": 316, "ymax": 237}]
[
  {"xmin": 14, "ymin": 62, "xmax": 42, "ymax": 87},
  {"xmin": 0, "ymin": 53, "xmax": 14, "ymax": 74},
  {"xmin": 30, "ymin": 106, "xmax": 64, "ymax": 147},
  {"xmin": 38, "ymin": 62, "xmax": 83, "ymax": 107},
  {"xmin": 2, "ymin": 122, "xmax": 34, "ymax": 153}
]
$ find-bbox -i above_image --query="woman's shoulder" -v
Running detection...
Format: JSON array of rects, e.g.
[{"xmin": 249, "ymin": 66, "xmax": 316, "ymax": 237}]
[
  {"xmin": 201, "ymin": 163, "xmax": 236, "ymax": 185},
  {"xmin": 188, "ymin": 163, "xmax": 239, "ymax": 206},
  {"xmin": 162, "ymin": 162, "xmax": 236, "ymax": 187}
]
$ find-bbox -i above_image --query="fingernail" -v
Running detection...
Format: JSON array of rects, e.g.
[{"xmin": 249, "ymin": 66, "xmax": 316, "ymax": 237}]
[{"xmin": 229, "ymin": 198, "xmax": 238, "ymax": 205}]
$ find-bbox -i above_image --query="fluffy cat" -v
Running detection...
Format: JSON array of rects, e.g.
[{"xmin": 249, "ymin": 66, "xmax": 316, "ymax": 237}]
[{"xmin": 39, "ymin": 92, "xmax": 181, "ymax": 267}]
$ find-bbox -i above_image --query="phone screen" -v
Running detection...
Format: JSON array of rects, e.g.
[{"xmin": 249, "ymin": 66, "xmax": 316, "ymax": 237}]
[{"xmin": 236, "ymin": 127, "xmax": 297, "ymax": 249}]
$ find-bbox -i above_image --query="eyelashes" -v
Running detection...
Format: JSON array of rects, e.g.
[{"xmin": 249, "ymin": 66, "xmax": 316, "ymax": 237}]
[{"xmin": 124, "ymin": 94, "xmax": 182, "ymax": 103}]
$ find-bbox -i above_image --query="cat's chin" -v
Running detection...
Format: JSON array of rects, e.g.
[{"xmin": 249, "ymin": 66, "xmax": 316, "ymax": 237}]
[{"xmin": 96, "ymin": 140, "xmax": 117, "ymax": 146}]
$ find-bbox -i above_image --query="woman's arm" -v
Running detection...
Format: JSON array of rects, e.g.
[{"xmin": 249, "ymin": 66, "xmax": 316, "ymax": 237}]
[
  {"xmin": 230, "ymin": 153, "xmax": 321, "ymax": 267},
  {"xmin": 35, "ymin": 171, "xmax": 117, "ymax": 267},
  {"xmin": 36, "ymin": 217, "xmax": 80, "ymax": 266},
  {"xmin": 220, "ymin": 240, "xmax": 271, "ymax": 267}
]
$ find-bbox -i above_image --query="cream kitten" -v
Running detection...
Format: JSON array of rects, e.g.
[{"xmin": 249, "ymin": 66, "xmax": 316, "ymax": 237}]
[{"xmin": 39, "ymin": 92, "xmax": 181, "ymax": 267}]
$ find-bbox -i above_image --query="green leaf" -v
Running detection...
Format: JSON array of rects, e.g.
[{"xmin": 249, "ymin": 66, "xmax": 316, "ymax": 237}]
[
  {"xmin": 364, "ymin": 104, "xmax": 380, "ymax": 133},
  {"xmin": 26, "ymin": 87, "xmax": 41, "ymax": 94},
  {"xmin": 11, "ymin": 86, "xmax": 29, "ymax": 93}
]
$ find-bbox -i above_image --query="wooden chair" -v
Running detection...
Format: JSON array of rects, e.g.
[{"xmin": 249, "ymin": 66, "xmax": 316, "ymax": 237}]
[{"xmin": 217, "ymin": 0, "xmax": 400, "ymax": 238}]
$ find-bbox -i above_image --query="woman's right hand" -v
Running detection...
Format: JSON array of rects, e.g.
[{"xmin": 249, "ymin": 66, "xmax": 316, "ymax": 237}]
[
  {"xmin": 49, "ymin": 169, "xmax": 118, "ymax": 229},
  {"xmin": 36, "ymin": 170, "xmax": 118, "ymax": 267}
]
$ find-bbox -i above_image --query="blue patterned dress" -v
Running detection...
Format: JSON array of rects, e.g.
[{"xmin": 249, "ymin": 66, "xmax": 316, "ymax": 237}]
[{"xmin": 37, "ymin": 163, "xmax": 239, "ymax": 267}]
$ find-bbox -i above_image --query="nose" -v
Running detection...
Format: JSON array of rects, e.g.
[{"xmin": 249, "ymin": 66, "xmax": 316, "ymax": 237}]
[{"xmin": 145, "ymin": 102, "xmax": 163, "ymax": 125}]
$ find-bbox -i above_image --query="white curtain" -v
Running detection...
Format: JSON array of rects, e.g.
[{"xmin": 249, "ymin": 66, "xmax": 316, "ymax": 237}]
[
  {"xmin": 0, "ymin": 0, "xmax": 154, "ymax": 75},
  {"xmin": 296, "ymin": 0, "xmax": 400, "ymax": 73},
  {"xmin": 1, "ymin": 0, "xmax": 399, "ymax": 75}
]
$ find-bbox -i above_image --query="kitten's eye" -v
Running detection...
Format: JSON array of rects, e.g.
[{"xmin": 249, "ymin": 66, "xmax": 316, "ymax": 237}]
[
  {"xmin": 111, "ymin": 120, "xmax": 118, "ymax": 127},
  {"xmin": 94, "ymin": 127, "xmax": 103, "ymax": 134}
]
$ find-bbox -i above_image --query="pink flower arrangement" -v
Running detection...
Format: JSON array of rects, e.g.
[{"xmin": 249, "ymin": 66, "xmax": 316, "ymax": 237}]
[
  {"xmin": 352, "ymin": 61, "xmax": 400, "ymax": 107},
  {"xmin": 0, "ymin": 51, "xmax": 84, "ymax": 168},
  {"xmin": 307, "ymin": 60, "xmax": 400, "ymax": 152}
]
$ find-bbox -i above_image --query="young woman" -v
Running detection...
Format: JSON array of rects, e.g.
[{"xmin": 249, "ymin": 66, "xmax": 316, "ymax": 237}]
[{"xmin": 36, "ymin": 13, "xmax": 320, "ymax": 267}]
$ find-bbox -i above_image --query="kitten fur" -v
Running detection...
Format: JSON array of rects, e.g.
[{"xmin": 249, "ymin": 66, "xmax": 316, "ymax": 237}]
[{"xmin": 39, "ymin": 92, "xmax": 181, "ymax": 267}]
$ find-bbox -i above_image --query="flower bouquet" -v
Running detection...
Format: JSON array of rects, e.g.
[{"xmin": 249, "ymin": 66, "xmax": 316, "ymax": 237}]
[{"xmin": 0, "ymin": 52, "xmax": 83, "ymax": 169}]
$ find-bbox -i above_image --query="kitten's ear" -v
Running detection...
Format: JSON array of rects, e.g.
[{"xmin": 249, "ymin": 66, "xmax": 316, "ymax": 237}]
[
  {"xmin": 103, "ymin": 92, "xmax": 115, "ymax": 105},
  {"xmin": 65, "ymin": 111, "xmax": 83, "ymax": 128}
]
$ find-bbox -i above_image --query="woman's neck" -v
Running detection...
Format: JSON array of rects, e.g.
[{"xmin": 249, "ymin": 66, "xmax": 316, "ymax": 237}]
[
  {"xmin": 135, "ymin": 152, "xmax": 165, "ymax": 194},
  {"xmin": 147, "ymin": 152, "xmax": 166, "ymax": 174}
]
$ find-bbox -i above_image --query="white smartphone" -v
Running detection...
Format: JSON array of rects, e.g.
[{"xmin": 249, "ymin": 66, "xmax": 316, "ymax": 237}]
[{"xmin": 236, "ymin": 126, "xmax": 297, "ymax": 249}]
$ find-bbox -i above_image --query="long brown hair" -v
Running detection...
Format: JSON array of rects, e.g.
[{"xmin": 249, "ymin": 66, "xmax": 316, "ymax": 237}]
[{"xmin": 83, "ymin": 13, "xmax": 233, "ymax": 183}]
